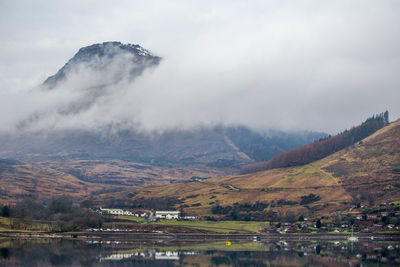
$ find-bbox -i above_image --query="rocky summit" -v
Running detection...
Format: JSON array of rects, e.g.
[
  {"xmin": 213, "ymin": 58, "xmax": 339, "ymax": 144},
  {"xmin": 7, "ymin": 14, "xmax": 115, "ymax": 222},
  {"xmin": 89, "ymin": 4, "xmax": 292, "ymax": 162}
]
[{"xmin": 43, "ymin": 41, "xmax": 161, "ymax": 88}]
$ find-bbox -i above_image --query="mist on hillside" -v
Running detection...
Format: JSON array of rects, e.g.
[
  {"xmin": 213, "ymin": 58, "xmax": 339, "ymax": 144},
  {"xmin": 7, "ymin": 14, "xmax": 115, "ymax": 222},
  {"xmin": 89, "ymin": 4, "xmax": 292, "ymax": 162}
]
[
  {"xmin": 1, "ymin": 1, "xmax": 400, "ymax": 135},
  {"xmin": 0, "ymin": 44, "xmax": 396, "ymax": 136}
]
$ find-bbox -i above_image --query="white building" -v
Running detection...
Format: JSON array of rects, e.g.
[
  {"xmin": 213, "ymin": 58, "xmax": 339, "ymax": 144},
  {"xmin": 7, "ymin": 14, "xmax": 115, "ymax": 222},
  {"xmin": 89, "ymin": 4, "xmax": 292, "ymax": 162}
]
[
  {"xmin": 100, "ymin": 208, "xmax": 133, "ymax": 216},
  {"xmin": 155, "ymin": 251, "xmax": 179, "ymax": 260},
  {"xmin": 155, "ymin": 211, "xmax": 180, "ymax": 219},
  {"xmin": 133, "ymin": 211, "xmax": 147, "ymax": 217}
]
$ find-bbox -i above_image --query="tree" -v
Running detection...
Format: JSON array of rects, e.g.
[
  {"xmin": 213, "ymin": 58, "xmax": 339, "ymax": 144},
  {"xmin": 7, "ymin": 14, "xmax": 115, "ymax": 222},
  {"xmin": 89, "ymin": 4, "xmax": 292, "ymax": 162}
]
[
  {"xmin": 315, "ymin": 244, "xmax": 321, "ymax": 254},
  {"xmin": 1, "ymin": 206, "xmax": 10, "ymax": 217},
  {"xmin": 179, "ymin": 207, "xmax": 185, "ymax": 218},
  {"xmin": 384, "ymin": 110, "xmax": 389, "ymax": 125},
  {"xmin": 49, "ymin": 197, "xmax": 73, "ymax": 214},
  {"xmin": 316, "ymin": 219, "xmax": 322, "ymax": 229}
]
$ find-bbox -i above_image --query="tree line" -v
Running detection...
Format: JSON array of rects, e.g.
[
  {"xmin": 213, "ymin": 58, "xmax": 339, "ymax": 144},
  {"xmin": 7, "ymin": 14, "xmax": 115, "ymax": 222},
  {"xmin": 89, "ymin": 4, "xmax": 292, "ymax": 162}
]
[
  {"xmin": 211, "ymin": 201, "xmax": 276, "ymax": 221},
  {"xmin": 241, "ymin": 111, "xmax": 389, "ymax": 174},
  {"xmin": 0, "ymin": 197, "xmax": 103, "ymax": 232}
]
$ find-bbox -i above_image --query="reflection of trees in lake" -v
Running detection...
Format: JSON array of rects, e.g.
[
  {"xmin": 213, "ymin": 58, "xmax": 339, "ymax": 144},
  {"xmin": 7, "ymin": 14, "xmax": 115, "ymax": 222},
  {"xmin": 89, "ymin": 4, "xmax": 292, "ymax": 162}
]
[
  {"xmin": 0, "ymin": 239, "xmax": 399, "ymax": 266},
  {"xmin": 207, "ymin": 251, "xmax": 309, "ymax": 267},
  {"xmin": 1, "ymin": 239, "xmax": 103, "ymax": 266},
  {"xmin": 0, "ymin": 248, "xmax": 9, "ymax": 259}
]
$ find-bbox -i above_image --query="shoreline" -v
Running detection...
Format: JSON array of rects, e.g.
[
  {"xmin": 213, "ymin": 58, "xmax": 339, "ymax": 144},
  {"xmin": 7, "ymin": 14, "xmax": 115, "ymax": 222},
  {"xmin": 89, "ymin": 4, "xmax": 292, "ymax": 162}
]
[{"xmin": 2, "ymin": 231, "xmax": 400, "ymax": 241}]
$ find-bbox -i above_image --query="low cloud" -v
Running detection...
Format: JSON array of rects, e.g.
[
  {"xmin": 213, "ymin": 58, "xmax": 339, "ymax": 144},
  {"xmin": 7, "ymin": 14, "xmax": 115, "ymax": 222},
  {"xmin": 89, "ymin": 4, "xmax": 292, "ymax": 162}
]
[{"xmin": 1, "ymin": 1, "xmax": 399, "ymax": 134}]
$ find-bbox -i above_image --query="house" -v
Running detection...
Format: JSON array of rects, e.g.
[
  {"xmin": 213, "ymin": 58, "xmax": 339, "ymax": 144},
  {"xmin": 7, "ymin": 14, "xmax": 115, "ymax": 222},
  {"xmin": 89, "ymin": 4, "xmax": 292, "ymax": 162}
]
[
  {"xmin": 101, "ymin": 208, "xmax": 124, "ymax": 215},
  {"xmin": 133, "ymin": 210, "xmax": 147, "ymax": 217},
  {"xmin": 100, "ymin": 208, "xmax": 132, "ymax": 216},
  {"xmin": 123, "ymin": 210, "xmax": 133, "ymax": 216},
  {"xmin": 155, "ymin": 211, "xmax": 180, "ymax": 219}
]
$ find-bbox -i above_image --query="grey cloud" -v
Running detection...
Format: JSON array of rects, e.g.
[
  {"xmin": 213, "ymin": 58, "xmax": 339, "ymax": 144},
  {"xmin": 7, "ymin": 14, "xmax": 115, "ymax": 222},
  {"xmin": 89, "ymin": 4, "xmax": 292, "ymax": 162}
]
[{"xmin": 0, "ymin": 0, "xmax": 399, "ymax": 134}]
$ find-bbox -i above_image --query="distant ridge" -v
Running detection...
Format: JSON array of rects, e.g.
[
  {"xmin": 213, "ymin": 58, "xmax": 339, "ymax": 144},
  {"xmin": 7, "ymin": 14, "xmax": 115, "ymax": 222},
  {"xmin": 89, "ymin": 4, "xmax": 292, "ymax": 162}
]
[
  {"xmin": 241, "ymin": 111, "xmax": 390, "ymax": 174},
  {"xmin": 94, "ymin": 117, "xmax": 400, "ymax": 217}
]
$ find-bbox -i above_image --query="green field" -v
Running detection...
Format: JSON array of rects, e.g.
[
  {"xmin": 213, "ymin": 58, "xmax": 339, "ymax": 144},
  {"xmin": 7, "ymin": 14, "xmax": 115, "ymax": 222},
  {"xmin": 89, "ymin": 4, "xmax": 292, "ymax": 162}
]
[
  {"xmin": 155, "ymin": 219, "xmax": 269, "ymax": 233},
  {"xmin": 118, "ymin": 216, "xmax": 269, "ymax": 233},
  {"xmin": 0, "ymin": 216, "xmax": 53, "ymax": 232},
  {"xmin": 2, "ymin": 214, "xmax": 268, "ymax": 234},
  {"xmin": 117, "ymin": 215, "xmax": 148, "ymax": 223},
  {"xmin": 0, "ymin": 217, "xmax": 11, "ymax": 231}
]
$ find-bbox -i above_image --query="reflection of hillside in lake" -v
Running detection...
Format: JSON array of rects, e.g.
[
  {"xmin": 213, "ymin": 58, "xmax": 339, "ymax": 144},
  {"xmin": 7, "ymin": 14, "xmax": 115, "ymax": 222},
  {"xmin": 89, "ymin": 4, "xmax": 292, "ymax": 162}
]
[{"xmin": 0, "ymin": 238, "xmax": 399, "ymax": 266}]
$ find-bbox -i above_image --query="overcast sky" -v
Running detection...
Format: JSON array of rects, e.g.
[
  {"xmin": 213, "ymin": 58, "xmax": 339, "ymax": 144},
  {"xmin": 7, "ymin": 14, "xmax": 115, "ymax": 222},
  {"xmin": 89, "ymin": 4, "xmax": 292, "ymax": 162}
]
[{"xmin": 0, "ymin": 0, "xmax": 399, "ymax": 134}]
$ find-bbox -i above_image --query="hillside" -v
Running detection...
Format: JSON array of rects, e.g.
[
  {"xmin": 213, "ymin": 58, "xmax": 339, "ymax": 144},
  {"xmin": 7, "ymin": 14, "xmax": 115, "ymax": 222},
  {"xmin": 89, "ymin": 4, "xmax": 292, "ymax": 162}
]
[
  {"xmin": 0, "ymin": 127, "xmax": 324, "ymax": 188},
  {"xmin": 241, "ymin": 112, "xmax": 389, "ymax": 174},
  {"xmin": 0, "ymin": 42, "xmax": 326, "ymax": 187},
  {"xmin": 93, "ymin": 119, "xmax": 400, "ymax": 218},
  {"xmin": 0, "ymin": 158, "xmax": 106, "ymax": 204}
]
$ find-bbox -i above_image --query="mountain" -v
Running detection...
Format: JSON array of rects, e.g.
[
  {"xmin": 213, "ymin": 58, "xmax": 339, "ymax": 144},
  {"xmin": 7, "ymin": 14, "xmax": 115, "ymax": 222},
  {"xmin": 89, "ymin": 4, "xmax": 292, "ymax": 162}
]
[
  {"xmin": 0, "ymin": 158, "xmax": 106, "ymax": 204},
  {"xmin": 225, "ymin": 126, "xmax": 325, "ymax": 162},
  {"xmin": 43, "ymin": 41, "xmax": 161, "ymax": 88},
  {"xmin": 0, "ymin": 41, "xmax": 326, "ymax": 194},
  {"xmin": 0, "ymin": 126, "xmax": 324, "ymax": 187},
  {"xmin": 92, "ymin": 119, "xmax": 400, "ymax": 218}
]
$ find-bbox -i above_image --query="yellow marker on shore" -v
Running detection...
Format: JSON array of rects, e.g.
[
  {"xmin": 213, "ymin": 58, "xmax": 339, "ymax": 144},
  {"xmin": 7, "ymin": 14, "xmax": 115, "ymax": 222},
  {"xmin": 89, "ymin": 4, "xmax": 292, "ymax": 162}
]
[{"xmin": 225, "ymin": 241, "xmax": 231, "ymax": 246}]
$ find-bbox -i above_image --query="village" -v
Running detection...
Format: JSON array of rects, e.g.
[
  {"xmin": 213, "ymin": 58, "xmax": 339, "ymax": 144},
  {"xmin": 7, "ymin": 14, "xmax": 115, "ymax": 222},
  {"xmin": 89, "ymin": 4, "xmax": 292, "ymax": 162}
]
[
  {"xmin": 98, "ymin": 208, "xmax": 198, "ymax": 220},
  {"xmin": 90, "ymin": 202, "xmax": 400, "ymax": 234}
]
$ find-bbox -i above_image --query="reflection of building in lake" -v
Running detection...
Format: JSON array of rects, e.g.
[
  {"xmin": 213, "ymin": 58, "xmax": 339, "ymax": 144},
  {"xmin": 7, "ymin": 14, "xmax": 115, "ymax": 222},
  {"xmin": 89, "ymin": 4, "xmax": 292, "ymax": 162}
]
[
  {"xmin": 101, "ymin": 252, "xmax": 153, "ymax": 261},
  {"xmin": 101, "ymin": 250, "xmax": 198, "ymax": 262},
  {"xmin": 155, "ymin": 251, "xmax": 179, "ymax": 260},
  {"xmin": 102, "ymin": 253, "xmax": 134, "ymax": 261}
]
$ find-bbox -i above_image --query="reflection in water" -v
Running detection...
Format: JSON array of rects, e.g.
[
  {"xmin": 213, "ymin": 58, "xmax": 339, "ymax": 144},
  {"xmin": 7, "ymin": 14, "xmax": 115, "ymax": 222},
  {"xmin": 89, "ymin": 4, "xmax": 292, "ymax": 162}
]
[{"xmin": 0, "ymin": 238, "xmax": 399, "ymax": 266}]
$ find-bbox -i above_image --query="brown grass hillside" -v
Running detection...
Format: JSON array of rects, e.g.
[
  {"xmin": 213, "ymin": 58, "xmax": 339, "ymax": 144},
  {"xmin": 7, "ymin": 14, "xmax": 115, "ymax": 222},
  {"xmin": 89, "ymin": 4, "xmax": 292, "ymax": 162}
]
[
  {"xmin": 0, "ymin": 159, "xmax": 105, "ymax": 204},
  {"xmin": 40, "ymin": 158, "xmax": 229, "ymax": 187},
  {"xmin": 94, "ymin": 119, "xmax": 400, "ymax": 217}
]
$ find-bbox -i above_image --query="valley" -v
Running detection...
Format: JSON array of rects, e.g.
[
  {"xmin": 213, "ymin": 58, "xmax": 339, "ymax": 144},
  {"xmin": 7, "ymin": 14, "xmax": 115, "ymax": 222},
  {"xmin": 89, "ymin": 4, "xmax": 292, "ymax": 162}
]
[
  {"xmin": 0, "ymin": 42, "xmax": 398, "ymax": 235},
  {"xmin": 93, "ymin": 119, "xmax": 400, "ymax": 218},
  {"xmin": 2, "ymin": 3, "xmax": 400, "ymax": 266}
]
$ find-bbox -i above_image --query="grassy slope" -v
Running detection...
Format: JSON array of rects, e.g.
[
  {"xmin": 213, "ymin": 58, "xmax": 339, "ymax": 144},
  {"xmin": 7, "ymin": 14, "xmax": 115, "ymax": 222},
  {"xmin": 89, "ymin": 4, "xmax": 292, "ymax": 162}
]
[
  {"xmin": 43, "ymin": 158, "xmax": 230, "ymax": 187},
  {"xmin": 320, "ymin": 119, "xmax": 400, "ymax": 204},
  {"xmin": 96, "ymin": 119, "xmax": 400, "ymax": 217},
  {"xmin": 0, "ymin": 161, "xmax": 105, "ymax": 204}
]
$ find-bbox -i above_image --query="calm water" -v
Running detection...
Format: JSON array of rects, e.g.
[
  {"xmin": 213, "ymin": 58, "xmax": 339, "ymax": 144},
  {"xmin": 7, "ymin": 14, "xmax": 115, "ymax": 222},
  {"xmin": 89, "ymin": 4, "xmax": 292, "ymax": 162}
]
[{"xmin": 0, "ymin": 237, "xmax": 399, "ymax": 266}]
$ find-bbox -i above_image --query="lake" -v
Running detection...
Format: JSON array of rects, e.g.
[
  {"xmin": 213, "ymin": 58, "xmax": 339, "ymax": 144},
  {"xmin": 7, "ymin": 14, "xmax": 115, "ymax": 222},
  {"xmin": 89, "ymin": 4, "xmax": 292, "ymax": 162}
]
[{"xmin": 0, "ymin": 237, "xmax": 399, "ymax": 266}]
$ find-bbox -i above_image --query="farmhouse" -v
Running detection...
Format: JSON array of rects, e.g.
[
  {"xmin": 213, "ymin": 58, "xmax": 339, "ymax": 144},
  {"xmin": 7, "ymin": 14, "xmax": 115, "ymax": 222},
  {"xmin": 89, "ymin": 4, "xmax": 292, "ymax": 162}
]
[
  {"xmin": 133, "ymin": 210, "xmax": 148, "ymax": 217},
  {"xmin": 100, "ymin": 208, "xmax": 133, "ymax": 216},
  {"xmin": 155, "ymin": 211, "xmax": 180, "ymax": 219}
]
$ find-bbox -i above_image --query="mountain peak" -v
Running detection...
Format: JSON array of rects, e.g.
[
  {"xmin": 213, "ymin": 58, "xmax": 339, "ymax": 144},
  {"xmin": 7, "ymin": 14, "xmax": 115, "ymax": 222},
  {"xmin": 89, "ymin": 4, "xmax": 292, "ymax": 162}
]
[
  {"xmin": 43, "ymin": 41, "xmax": 161, "ymax": 87},
  {"xmin": 74, "ymin": 41, "xmax": 156, "ymax": 60}
]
